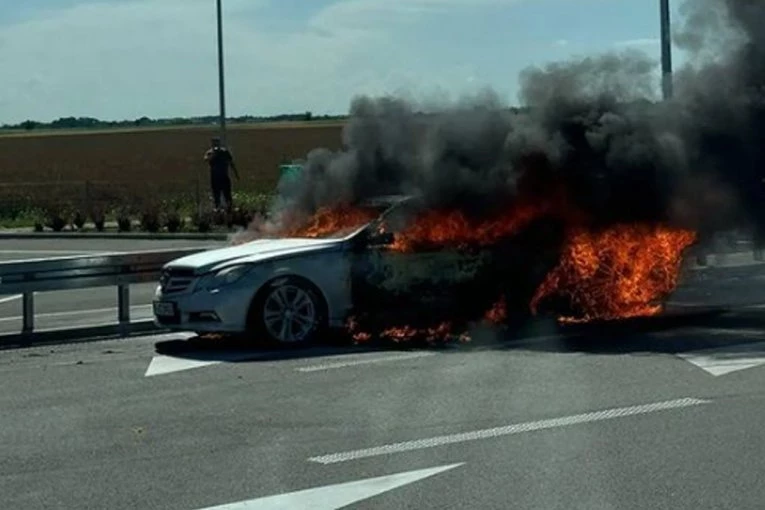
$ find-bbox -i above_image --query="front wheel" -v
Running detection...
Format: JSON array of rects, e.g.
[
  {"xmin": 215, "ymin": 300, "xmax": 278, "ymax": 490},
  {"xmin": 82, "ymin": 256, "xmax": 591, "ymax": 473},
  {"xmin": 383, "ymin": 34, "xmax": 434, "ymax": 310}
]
[{"xmin": 249, "ymin": 278, "xmax": 325, "ymax": 346}]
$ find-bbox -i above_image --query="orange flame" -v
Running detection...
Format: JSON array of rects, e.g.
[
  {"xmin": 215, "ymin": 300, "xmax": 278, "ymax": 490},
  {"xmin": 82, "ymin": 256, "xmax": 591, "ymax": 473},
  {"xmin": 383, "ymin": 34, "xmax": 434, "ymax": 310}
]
[
  {"xmin": 267, "ymin": 189, "xmax": 699, "ymax": 338},
  {"xmin": 530, "ymin": 224, "xmax": 697, "ymax": 322},
  {"xmin": 346, "ymin": 316, "xmax": 373, "ymax": 342},
  {"xmin": 380, "ymin": 322, "xmax": 454, "ymax": 342},
  {"xmin": 484, "ymin": 296, "xmax": 508, "ymax": 324},
  {"xmin": 286, "ymin": 205, "xmax": 380, "ymax": 238},
  {"xmin": 390, "ymin": 201, "xmax": 552, "ymax": 252}
]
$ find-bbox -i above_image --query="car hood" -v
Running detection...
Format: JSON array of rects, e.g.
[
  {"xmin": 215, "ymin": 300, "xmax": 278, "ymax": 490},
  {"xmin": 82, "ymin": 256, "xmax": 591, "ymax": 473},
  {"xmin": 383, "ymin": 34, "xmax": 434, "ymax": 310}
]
[{"xmin": 165, "ymin": 238, "xmax": 343, "ymax": 274}]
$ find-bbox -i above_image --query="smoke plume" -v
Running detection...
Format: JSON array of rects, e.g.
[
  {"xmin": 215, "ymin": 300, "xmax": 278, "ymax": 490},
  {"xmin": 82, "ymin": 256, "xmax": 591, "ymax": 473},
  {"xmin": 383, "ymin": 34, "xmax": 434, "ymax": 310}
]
[{"xmin": 248, "ymin": 0, "xmax": 765, "ymax": 241}]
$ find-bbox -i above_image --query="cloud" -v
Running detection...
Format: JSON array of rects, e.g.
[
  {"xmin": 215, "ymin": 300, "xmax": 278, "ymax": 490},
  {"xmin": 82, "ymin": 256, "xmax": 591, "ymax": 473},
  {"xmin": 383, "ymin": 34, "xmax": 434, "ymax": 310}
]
[
  {"xmin": 614, "ymin": 38, "xmax": 660, "ymax": 48},
  {"xmin": 0, "ymin": 0, "xmax": 523, "ymax": 123}
]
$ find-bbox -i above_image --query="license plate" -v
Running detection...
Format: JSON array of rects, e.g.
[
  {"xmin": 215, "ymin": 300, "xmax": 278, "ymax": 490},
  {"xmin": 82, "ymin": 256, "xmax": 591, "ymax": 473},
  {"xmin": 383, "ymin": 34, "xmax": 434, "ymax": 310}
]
[{"xmin": 153, "ymin": 301, "xmax": 176, "ymax": 317}]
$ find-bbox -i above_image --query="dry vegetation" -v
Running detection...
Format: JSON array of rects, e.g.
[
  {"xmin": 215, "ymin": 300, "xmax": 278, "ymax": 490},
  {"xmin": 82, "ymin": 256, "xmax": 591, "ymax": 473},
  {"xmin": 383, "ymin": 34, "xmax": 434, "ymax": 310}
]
[{"xmin": 0, "ymin": 122, "xmax": 344, "ymax": 231}]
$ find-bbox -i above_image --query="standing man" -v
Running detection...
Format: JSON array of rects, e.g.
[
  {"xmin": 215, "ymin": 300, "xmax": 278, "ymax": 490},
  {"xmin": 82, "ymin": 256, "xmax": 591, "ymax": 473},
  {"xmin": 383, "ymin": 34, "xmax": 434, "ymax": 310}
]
[{"xmin": 204, "ymin": 137, "xmax": 239, "ymax": 212}]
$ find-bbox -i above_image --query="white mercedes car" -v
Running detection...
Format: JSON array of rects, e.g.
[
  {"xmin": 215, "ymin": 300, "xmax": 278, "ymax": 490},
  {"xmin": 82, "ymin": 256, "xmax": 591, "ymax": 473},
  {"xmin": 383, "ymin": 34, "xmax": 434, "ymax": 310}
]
[{"xmin": 153, "ymin": 195, "xmax": 561, "ymax": 344}]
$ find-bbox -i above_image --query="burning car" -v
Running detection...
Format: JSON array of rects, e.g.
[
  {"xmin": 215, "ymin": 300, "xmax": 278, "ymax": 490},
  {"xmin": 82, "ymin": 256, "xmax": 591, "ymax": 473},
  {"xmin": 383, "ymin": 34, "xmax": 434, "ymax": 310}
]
[{"xmin": 152, "ymin": 194, "xmax": 564, "ymax": 344}]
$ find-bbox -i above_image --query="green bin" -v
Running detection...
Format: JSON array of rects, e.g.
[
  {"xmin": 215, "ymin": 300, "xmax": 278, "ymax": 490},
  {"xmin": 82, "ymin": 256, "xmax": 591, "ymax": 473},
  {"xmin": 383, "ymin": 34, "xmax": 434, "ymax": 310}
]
[{"xmin": 279, "ymin": 164, "xmax": 304, "ymax": 183}]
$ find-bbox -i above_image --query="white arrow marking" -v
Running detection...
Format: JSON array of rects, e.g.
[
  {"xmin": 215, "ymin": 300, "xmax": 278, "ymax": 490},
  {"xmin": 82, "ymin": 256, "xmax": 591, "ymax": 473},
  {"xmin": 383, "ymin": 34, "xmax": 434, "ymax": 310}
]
[
  {"xmin": 678, "ymin": 341, "xmax": 765, "ymax": 376},
  {"xmin": 196, "ymin": 463, "xmax": 463, "ymax": 510},
  {"xmin": 145, "ymin": 355, "xmax": 222, "ymax": 377},
  {"xmin": 145, "ymin": 349, "xmax": 263, "ymax": 377},
  {"xmin": 309, "ymin": 397, "xmax": 709, "ymax": 464}
]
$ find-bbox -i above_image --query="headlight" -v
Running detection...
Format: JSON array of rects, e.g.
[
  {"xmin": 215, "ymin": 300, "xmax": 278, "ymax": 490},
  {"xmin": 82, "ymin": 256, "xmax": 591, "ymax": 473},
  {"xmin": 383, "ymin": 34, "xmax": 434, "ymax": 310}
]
[{"xmin": 198, "ymin": 265, "xmax": 253, "ymax": 291}]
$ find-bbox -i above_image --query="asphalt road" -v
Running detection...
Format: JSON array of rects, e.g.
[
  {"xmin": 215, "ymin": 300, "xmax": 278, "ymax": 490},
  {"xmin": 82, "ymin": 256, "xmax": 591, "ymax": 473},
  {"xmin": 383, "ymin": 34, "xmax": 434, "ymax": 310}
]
[
  {"xmin": 0, "ymin": 239, "xmax": 223, "ymax": 334},
  {"xmin": 3, "ymin": 313, "xmax": 765, "ymax": 509},
  {"xmin": 3, "ymin": 239, "xmax": 765, "ymax": 509}
]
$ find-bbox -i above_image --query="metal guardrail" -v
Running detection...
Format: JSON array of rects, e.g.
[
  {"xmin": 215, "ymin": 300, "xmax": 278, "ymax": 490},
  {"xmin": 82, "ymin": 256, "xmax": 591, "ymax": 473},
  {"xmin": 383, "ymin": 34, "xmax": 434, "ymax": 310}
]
[{"xmin": 0, "ymin": 248, "xmax": 207, "ymax": 339}]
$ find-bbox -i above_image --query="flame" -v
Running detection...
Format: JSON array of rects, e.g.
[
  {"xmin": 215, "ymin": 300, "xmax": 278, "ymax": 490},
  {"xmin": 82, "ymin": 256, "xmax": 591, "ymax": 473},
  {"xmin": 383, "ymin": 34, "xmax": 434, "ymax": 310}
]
[
  {"xmin": 346, "ymin": 316, "xmax": 372, "ymax": 342},
  {"xmin": 530, "ymin": 224, "xmax": 697, "ymax": 322},
  {"xmin": 246, "ymin": 188, "xmax": 699, "ymax": 339},
  {"xmin": 380, "ymin": 322, "xmax": 454, "ymax": 342},
  {"xmin": 347, "ymin": 316, "xmax": 463, "ymax": 344},
  {"xmin": 286, "ymin": 205, "xmax": 380, "ymax": 238},
  {"xmin": 484, "ymin": 296, "xmax": 507, "ymax": 324},
  {"xmin": 390, "ymin": 201, "xmax": 551, "ymax": 252}
]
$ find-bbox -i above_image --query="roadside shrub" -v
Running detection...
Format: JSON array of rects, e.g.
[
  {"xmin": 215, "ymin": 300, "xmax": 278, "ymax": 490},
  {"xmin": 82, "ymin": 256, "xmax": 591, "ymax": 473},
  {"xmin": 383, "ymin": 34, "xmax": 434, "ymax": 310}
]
[
  {"xmin": 233, "ymin": 191, "xmax": 273, "ymax": 217},
  {"xmin": 93, "ymin": 212, "xmax": 106, "ymax": 231},
  {"xmin": 45, "ymin": 211, "xmax": 68, "ymax": 232},
  {"xmin": 230, "ymin": 208, "xmax": 247, "ymax": 228},
  {"xmin": 88, "ymin": 203, "xmax": 107, "ymax": 232},
  {"xmin": 27, "ymin": 207, "xmax": 45, "ymax": 232},
  {"xmin": 38, "ymin": 196, "xmax": 72, "ymax": 232},
  {"xmin": 140, "ymin": 210, "xmax": 161, "ymax": 233},
  {"xmin": 165, "ymin": 211, "xmax": 184, "ymax": 233},
  {"xmin": 72, "ymin": 211, "xmax": 86, "ymax": 230},
  {"xmin": 212, "ymin": 209, "xmax": 227, "ymax": 227},
  {"xmin": 116, "ymin": 209, "xmax": 132, "ymax": 232},
  {"xmin": 193, "ymin": 211, "xmax": 213, "ymax": 233}
]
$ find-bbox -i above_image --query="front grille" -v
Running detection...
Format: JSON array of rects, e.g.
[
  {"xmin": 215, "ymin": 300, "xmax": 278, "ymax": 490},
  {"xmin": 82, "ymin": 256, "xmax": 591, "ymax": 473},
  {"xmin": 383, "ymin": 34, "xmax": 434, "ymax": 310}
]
[{"xmin": 160, "ymin": 267, "xmax": 197, "ymax": 295}]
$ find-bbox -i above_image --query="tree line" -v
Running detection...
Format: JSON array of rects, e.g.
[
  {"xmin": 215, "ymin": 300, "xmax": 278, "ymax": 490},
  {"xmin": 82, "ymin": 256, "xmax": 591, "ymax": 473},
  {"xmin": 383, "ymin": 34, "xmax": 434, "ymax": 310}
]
[{"xmin": 1, "ymin": 112, "xmax": 347, "ymax": 131}]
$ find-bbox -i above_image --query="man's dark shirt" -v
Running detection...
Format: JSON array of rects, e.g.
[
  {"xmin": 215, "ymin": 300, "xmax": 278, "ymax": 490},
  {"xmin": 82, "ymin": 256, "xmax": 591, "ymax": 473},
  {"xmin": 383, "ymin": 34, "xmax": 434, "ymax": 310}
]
[{"xmin": 205, "ymin": 147, "xmax": 234, "ymax": 179}]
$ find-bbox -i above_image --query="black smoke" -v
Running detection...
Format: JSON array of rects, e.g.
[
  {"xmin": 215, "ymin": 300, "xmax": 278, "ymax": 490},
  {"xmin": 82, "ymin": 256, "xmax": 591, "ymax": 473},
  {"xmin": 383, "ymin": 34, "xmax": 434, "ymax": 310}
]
[{"xmin": 257, "ymin": 0, "xmax": 765, "ymax": 241}]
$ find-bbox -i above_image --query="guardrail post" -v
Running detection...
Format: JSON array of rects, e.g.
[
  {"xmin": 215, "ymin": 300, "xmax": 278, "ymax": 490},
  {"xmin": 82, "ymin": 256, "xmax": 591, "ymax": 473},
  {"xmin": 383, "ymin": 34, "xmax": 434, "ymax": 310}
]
[
  {"xmin": 22, "ymin": 292, "xmax": 34, "ymax": 340},
  {"xmin": 118, "ymin": 284, "xmax": 130, "ymax": 337}
]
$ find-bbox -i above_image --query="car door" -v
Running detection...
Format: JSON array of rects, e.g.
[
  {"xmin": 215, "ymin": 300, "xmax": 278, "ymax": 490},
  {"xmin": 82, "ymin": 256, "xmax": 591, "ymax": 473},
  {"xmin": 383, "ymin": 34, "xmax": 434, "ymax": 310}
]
[{"xmin": 349, "ymin": 202, "xmax": 492, "ymax": 318}]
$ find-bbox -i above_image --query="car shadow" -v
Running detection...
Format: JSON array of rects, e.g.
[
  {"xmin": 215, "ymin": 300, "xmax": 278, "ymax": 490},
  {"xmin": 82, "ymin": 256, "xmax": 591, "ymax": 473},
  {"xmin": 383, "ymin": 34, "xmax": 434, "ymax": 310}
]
[
  {"xmin": 153, "ymin": 307, "xmax": 765, "ymax": 365},
  {"xmin": 153, "ymin": 331, "xmax": 439, "ymax": 364}
]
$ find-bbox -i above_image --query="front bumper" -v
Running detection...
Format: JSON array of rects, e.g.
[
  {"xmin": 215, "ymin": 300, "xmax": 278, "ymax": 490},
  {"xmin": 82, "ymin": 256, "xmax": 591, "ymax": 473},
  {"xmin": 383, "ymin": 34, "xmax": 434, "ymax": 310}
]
[{"xmin": 152, "ymin": 282, "xmax": 255, "ymax": 333}]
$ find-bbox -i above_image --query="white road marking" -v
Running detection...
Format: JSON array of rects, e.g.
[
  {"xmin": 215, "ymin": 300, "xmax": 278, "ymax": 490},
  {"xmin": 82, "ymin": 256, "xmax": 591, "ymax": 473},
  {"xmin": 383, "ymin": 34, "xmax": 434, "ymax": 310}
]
[
  {"xmin": 0, "ymin": 250, "xmax": 102, "ymax": 255},
  {"xmin": 145, "ymin": 348, "xmax": 261, "ymax": 377},
  {"xmin": 145, "ymin": 355, "xmax": 221, "ymax": 377},
  {"xmin": 678, "ymin": 341, "xmax": 765, "ymax": 376},
  {"xmin": 0, "ymin": 294, "xmax": 22, "ymax": 305},
  {"xmin": 0, "ymin": 304, "xmax": 153, "ymax": 323},
  {"xmin": 308, "ymin": 397, "xmax": 710, "ymax": 464},
  {"xmin": 297, "ymin": 352, "xmax": 437, "ymax": 372},
  {"xmin": 196, "ymin": 463, "xmax": 463, "ymax": 510}
]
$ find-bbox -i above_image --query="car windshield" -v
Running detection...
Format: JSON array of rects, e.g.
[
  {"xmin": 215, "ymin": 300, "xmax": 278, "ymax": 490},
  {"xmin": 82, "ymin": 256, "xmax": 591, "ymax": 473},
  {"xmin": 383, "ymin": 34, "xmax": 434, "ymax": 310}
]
[{"xmin": 290, "ymin": 201, "xmax": 402, "ymax": 239}]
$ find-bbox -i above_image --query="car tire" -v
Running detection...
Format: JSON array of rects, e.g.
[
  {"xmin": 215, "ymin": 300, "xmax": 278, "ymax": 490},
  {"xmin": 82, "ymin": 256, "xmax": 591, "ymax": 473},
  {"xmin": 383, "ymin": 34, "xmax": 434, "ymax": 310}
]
[{"xmin": 247, "ymin": 277, "xmax": 327, "ymax": 347}]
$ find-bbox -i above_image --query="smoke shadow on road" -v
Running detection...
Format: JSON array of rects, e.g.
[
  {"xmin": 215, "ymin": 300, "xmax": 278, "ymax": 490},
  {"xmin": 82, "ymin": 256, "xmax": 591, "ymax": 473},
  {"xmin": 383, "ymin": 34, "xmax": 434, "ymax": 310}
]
[{"xmin": 488, "ymin": 308, "xmax": 765, "ymax": 356}]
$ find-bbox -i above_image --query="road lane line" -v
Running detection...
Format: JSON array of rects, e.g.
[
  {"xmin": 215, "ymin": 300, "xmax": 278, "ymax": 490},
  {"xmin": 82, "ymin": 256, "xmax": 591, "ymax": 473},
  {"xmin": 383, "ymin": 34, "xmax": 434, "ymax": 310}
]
[
  {"xmin": 0, "ymin": 250, "xmax": 102, "ymax": 254},
  {"xmin": 0, "ymin": 294, "xmax": 22, "ymax": 305},
  {"xmin": 308, "ymin": 397, "xmax": 710, "ymax": 464},
  {"xmin": 0, "ymin": 304, "xmax": 153, "ymax": 323},
  {"xmin": 297, "ymin": 352, "xmax": 437, "ymax": 372}
]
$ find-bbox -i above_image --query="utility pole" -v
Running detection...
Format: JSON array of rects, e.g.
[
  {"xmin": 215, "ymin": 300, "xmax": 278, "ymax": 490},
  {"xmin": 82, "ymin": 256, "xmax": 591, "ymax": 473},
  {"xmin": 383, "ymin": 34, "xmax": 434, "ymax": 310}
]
[
  {"xmin": 660, "ymin": 0, "xmax": 673, "ymax": 100},
  {"xmin": 216, "ymin": 0, "xmax": 227, "ymax": 143}
]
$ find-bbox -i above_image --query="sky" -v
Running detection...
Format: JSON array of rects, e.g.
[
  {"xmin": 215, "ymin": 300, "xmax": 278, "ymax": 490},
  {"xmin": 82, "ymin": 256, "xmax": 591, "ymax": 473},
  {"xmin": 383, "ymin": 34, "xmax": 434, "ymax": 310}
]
[{"xmin": 0, "ymin": 0, "xmax": 685, "ymax": 124}]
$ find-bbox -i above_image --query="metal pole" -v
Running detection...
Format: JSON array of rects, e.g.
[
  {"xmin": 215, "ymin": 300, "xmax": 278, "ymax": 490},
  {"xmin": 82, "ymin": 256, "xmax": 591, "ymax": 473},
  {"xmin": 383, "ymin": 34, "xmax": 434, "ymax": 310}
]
[
  {"xmin": 660, "ymin": 0, "xmax": 673, "ymax": 100},
  {"xmin": 22, "ymin": 292, "xmax": 34, "ymax": 339},
  {"xmin": 118, "ymin": 284, "xmax": 130, "ymax": 337},
  {"xmin": 216, "ymin": 0, "xmax": 227, "ymax": 144}
]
